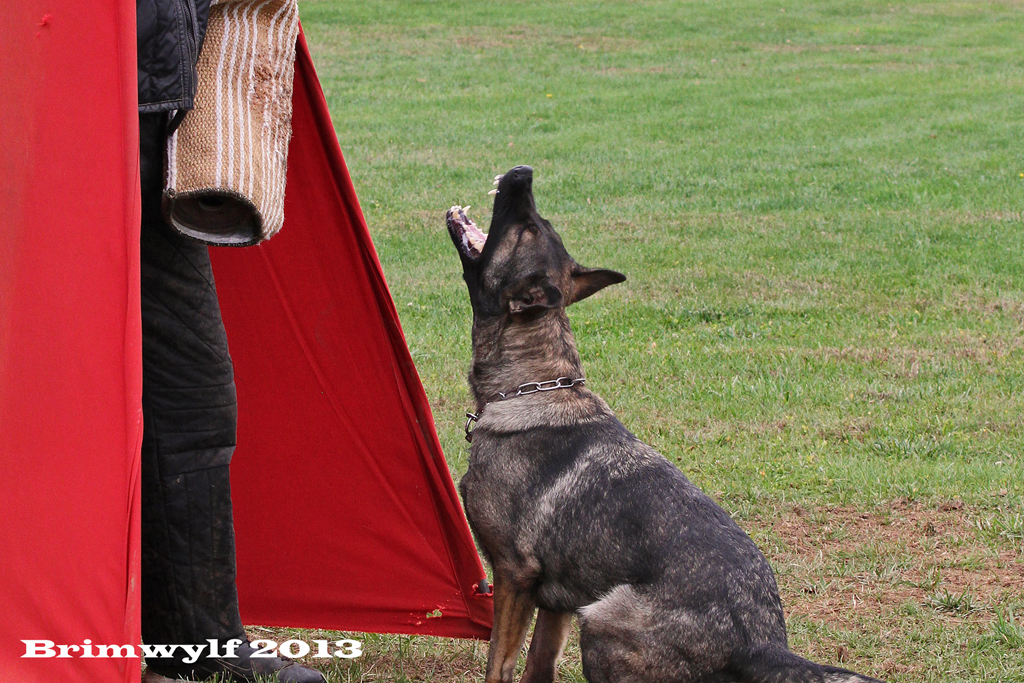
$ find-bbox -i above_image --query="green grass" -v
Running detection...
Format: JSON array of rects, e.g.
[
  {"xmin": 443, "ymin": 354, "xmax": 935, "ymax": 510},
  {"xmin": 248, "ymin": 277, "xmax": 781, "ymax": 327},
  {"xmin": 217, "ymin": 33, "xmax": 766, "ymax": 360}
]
[{"xmin": 246, "ymin": 1, "xmax": 1024, "ymax": 681}]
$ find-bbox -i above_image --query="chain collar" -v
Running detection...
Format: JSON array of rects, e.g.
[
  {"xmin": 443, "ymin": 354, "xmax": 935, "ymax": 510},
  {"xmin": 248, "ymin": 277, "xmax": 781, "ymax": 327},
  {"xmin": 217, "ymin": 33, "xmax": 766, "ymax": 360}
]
[{"xmin": 464, "ymin": 376, "xmax": 586, "ymax": 442}]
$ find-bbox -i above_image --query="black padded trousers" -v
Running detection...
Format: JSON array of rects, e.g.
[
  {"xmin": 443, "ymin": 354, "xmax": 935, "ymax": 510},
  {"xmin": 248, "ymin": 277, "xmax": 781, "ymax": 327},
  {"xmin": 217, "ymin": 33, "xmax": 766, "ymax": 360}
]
[{"xmin": 139, "ymin": 112, "xmax": 246, "ymax": 672}]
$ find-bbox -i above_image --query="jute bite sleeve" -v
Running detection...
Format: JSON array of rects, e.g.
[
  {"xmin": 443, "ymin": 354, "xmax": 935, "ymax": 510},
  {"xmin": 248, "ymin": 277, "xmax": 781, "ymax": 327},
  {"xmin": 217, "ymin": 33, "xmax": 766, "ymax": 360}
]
[{"xmin": 164, "ymin": 0, "xmax": 300, "ymax": 246}]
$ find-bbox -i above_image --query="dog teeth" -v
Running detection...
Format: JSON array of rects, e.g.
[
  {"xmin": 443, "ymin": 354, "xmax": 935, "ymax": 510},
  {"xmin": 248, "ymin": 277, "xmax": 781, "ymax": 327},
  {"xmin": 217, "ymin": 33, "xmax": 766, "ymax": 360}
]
[
  {"xmin": 488, "ymin": 188, "xmax": 499, "ymax": 195},
  {"xmin": 494, "ymin": 175, "xmax": 503, "ymax": 181},
  {"xmin": 447, "ymin": 202, "xmax": 486, "ymax": 258}
]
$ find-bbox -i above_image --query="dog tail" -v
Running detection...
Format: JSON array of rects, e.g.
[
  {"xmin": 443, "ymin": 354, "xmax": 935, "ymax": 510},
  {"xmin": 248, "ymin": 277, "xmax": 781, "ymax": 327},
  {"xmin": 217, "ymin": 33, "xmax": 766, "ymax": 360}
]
[
  {"xmin": 730, "ymin": 646, "xmax": 887, "ymax": 683},
  {"xmin": 820, "ymin": 667, "xmax": 887, "ymax": 683}
]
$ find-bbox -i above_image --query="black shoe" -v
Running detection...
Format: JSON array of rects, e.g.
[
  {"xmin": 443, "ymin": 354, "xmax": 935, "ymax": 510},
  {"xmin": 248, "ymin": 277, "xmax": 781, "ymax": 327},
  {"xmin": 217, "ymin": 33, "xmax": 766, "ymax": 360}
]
[
  {"xmin": 231, "ymin": 641, "xmax": 326, "ymax": 683},
  {"xmin": 145, "ymin": 640, "xmax": 326, "ymax": 682}
]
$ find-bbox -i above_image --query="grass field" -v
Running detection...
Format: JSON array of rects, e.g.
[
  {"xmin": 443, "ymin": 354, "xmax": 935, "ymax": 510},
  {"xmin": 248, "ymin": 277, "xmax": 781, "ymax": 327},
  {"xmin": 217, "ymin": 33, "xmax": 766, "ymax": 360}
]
[{"xmin": 258, "ymin": 1, "xmax": 1024, "ymax": 681}]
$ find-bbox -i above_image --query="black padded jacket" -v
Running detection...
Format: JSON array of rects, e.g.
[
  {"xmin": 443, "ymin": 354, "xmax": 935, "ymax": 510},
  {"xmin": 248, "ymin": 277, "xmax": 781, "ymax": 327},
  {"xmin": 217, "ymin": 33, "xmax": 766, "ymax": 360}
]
[{"xmin": 137, "ymin": 0, "xmax": 212, "ymax": 114}]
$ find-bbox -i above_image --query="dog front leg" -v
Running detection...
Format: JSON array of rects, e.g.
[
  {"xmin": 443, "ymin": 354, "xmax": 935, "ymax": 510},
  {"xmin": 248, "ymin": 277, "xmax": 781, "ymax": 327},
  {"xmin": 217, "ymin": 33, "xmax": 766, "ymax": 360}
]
[
  {"xmin": 485, "ymin": 578, "xmax": 537, "ymax": 683},
  {"xmin": 520, "ymin": 609, "xmax": 573, "ymax": 683}
]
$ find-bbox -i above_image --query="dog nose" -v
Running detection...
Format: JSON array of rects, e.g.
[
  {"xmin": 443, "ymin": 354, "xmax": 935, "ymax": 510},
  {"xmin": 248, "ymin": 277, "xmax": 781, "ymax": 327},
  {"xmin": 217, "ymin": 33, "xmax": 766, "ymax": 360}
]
[
  {"xmin": 498, "ymin": 165, "xmax": 533, "ymax": 195},
  {"xmin": 508, "ymin": 165, "xmax": 533, "ymax": 180},
  {"xmin": 492, "ymin": 165, "xmax": 537, "ymax": 221}
]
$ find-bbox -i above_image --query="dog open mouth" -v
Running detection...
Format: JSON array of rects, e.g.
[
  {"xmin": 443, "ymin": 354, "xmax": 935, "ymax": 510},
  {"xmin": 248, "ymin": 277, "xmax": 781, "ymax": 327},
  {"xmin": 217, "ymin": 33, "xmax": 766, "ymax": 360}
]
[
  {"xmin": 447, "ymin": 173, "xmax": 508, "ymax": 260},
  {"xmin": 446, "ymin": 204, "xmax": 487, "ymax": 260}
]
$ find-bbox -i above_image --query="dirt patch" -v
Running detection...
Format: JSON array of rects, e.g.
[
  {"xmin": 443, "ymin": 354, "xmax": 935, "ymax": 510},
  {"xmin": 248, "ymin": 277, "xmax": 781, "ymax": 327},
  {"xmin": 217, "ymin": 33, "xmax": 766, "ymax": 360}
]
[
  {"xmin": 816, "ymin": 415, "xmax": 875, "ymax": 442},
  {"xmin": 455, "ymin": 30, "xmax": 643, "ymax": 53},
  {"xmin": 750, "ymin": 502, "xmax": 1022, "ymax": 625},
  {"xmin": 595, "ymin": 65, "xmax": 674, "ymax": 77},
  {"xmin": 945, "ymin": 291, "xmax": 1024, "ymax": 325},
  {"xmin": 907, "ymin": 1, "xmax": 1024, "ymax": 17},
  {"xmin": 741, "ymin": 270, "xmax": 835, "ymax": 297},
  {"xmin": 772, "ymin": 500, "xmax": 1021, "ymax": 596},
  {"xmin": 751, "ymin": 42, "xmax": 929, "ymax": 56},
  {"xmin": 738, "ymin": 500, "xmax": 1024, "ymax": 679},
  {"xmin": 796, "ymin": 342, "xmax": 1019, "ymax": 375}
]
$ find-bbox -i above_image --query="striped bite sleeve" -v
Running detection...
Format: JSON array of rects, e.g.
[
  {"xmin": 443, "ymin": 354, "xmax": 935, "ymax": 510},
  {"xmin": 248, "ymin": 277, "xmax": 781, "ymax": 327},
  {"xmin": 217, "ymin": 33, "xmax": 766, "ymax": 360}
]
[{"xmin": 164, "ymin": 0, "xmax": 300, "ymax": 246}]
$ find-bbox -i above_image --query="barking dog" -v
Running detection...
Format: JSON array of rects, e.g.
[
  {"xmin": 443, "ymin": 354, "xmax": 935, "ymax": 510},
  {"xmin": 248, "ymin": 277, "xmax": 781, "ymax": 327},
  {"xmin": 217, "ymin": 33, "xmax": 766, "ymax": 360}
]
[{"xmin": 446, "ymin": 166, "xmax": 884, "ymax": 683}]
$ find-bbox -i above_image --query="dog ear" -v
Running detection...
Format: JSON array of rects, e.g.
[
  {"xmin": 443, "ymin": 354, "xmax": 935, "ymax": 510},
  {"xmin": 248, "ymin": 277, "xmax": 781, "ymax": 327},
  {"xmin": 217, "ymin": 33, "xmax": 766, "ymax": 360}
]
[
  {"xmin": 507, "ymin": 278, "xmax": 564, "ymax": 317},
  {"xmin": 568, "ymin": 265, "xmax": 626, "ymax": 305}
]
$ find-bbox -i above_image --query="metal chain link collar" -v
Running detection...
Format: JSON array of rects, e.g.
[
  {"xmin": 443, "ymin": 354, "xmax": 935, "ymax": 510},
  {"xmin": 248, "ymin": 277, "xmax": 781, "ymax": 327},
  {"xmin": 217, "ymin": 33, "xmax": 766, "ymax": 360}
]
[{"xmin": 464, "ymin": 376, "xmax": 586, "ymax": 442}]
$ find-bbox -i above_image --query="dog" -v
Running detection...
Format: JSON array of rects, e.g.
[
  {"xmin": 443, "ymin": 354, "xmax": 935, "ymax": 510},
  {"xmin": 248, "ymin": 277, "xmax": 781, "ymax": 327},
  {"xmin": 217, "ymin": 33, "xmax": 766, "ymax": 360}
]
[{"xmin": 446, "ymin": 166, "xmax": 885, "ymax": 683}]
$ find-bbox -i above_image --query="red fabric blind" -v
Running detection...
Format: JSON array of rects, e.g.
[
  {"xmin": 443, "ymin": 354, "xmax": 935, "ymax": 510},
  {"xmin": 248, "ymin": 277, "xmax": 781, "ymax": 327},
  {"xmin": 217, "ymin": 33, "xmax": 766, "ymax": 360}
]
[
  {"xmin": 1, "ymin": 10, "xmax": 489, "ymax": 683},
  {"xmin": 0, "ymin": 2, "xmax": 143, "ymax": 682}
]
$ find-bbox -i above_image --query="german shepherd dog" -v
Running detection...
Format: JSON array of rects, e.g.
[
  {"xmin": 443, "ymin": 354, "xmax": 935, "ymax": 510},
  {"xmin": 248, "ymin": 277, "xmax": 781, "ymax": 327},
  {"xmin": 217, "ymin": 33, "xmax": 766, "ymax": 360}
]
[{"xmin": 446, "ymin": 166, "xmax": 884, "ymax": 683}]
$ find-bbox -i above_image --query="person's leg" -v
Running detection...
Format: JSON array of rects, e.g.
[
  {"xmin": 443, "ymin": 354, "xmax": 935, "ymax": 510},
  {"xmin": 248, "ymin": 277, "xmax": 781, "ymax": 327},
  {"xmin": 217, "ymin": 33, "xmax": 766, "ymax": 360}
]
[
  {"xmin": 139, "ymin": 111, "xmax": 245, "ymax": 677},
  {"xmin": 138, "ymin": 113, "xmax": 325, "ymax": 683}
]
